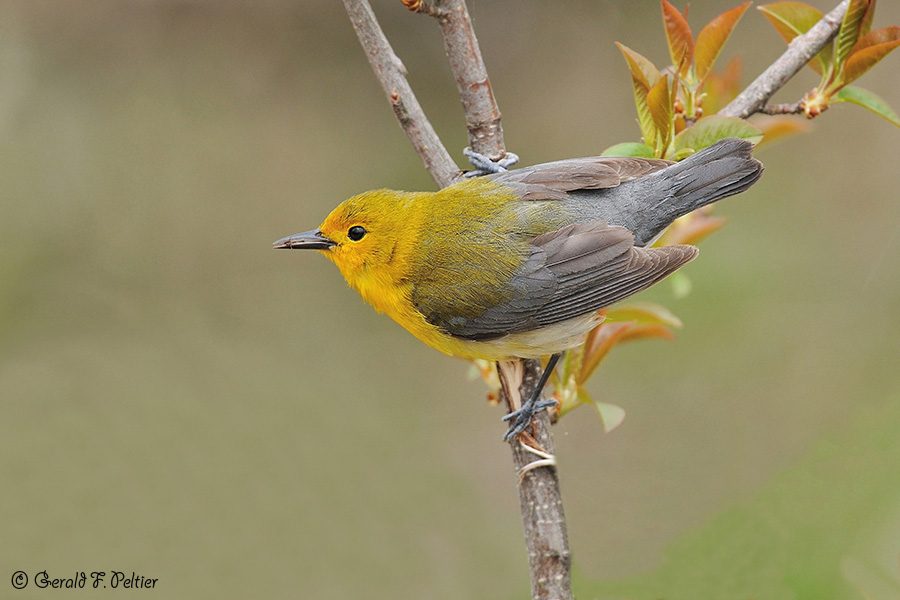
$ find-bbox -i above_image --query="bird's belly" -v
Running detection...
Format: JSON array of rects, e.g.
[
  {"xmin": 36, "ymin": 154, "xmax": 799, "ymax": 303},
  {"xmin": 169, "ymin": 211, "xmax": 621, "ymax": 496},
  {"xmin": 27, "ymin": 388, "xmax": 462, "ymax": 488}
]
[{"xmin": 441, "ymin": 312, "xmax": 605, "ymax": 361}]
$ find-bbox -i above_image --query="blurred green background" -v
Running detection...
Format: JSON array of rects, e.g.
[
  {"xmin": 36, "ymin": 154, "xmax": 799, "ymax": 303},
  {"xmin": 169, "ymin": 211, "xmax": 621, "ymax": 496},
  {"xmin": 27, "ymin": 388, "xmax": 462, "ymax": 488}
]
[{"xmin": 2, "ymin": 1, "xmax": 899, "ymax": 598}]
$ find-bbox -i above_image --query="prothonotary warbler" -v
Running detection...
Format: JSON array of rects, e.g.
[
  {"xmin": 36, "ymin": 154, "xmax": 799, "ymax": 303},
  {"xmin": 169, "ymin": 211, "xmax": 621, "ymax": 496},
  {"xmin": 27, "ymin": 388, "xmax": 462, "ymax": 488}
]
[{"xmin": 275, "ymin": 138, "xmax": 763, "ymax": 439}]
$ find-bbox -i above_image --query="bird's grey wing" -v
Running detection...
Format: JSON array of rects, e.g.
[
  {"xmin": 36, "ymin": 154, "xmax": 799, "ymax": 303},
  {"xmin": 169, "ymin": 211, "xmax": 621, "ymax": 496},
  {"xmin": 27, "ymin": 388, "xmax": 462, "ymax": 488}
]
[
  {"xmin": 420, "ymin": 220, "xmax": 697, "ymax": 341},
  {"xmin": 490, "ymin": 156, "xmax": 673, "ymax": 201}
]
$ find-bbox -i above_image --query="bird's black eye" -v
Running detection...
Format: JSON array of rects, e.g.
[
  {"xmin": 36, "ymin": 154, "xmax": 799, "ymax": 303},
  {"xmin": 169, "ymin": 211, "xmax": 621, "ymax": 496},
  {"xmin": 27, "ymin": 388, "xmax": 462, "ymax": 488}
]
[{"xmin": 348, "ymin": 225, "xmax": 367, "ymax": 241}]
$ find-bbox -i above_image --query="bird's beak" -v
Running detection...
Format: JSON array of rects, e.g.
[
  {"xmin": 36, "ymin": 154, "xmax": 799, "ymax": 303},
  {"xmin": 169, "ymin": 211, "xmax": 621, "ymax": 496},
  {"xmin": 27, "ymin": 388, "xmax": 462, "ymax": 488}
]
[{"xmin": 272, "ymin": 229, "xmax": 336, "ymax": 250}]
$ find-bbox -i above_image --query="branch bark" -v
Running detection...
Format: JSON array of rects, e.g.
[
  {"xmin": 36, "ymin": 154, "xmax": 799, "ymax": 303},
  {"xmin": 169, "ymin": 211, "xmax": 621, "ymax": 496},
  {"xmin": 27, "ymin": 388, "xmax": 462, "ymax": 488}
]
[
  {"xmin": 498, "ymin": 361, "xmax": 572, "ymax": 600},
  {"xmin": 342, "ymin": 0, "xmax": 461, "ymax": 187},
  {"xmin": 402, "ymin": 0, "xmax": 507, "ymax": 159},
  {"xmin": 719, "ymin": 0, "xmax": 849, "ymax": 119}
]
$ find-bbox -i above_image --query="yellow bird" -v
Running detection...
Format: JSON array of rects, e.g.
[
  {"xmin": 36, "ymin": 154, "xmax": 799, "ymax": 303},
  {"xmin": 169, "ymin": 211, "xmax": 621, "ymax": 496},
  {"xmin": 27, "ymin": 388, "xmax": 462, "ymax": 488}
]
[{"xmin": 275, "ymin": 138, "xmax": 762, "ymax": 439}]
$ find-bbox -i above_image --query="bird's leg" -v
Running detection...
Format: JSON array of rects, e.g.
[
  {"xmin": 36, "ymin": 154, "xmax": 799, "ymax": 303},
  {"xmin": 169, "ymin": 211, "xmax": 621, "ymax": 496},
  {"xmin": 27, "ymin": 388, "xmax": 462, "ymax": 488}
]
[
  {"xmin": 463, "ymin": 147, "xmax": 519, "ymax": 177},
  {"xmin": 502, "ymin": 353, "xmax": 561, "ymax": 441}
]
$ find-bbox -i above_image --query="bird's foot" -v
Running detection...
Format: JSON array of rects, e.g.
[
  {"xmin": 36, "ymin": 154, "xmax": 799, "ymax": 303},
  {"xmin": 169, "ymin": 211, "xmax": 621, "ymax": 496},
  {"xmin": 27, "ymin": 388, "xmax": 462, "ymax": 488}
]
[
  {"xmin": 464, "ymin": 147, "xmax": 519, "ymax": 177},
  {"xmin": 502, "ymin": 397, "xmax": 557, "ymax": 442}
]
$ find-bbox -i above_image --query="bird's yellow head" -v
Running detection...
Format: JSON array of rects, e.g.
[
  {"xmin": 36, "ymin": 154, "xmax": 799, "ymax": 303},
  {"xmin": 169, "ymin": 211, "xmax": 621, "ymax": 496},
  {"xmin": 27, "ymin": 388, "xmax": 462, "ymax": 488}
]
[{"xmin": 274, "ymin": 190, "xmax": 424, "ymax": 308}]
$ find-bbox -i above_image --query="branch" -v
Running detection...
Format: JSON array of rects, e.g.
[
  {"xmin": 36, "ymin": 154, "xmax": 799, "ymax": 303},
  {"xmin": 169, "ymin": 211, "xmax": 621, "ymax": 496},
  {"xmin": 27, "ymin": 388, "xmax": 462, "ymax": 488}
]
[
  {"xmin": 403, "ymin": 4, "xmax": 570, "ymax": 598},
  {"xmin": 342, "ymin": 0, "xmax": 461, "ymax": 187},
  {"xmin": 498, "ymin": 361, "xmax": 573, "ymax": 600},
  {"xmin": 346, "ymin": 2, "xmax": 570, "ymax": 598},
  {"xmin": 403, "ymin": 0, "xmax": 508, "ymax": 160},
  {"xmin": 719, "ymin": 0, "xmax": 849, "ymax": 119}
]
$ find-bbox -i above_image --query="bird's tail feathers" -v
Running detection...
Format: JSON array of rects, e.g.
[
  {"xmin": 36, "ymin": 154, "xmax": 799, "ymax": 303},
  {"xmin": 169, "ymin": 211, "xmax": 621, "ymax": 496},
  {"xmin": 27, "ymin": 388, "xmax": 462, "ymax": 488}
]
[{"xmin": 650, "ymin": 138, "xmax": 763, "ymax": 220}]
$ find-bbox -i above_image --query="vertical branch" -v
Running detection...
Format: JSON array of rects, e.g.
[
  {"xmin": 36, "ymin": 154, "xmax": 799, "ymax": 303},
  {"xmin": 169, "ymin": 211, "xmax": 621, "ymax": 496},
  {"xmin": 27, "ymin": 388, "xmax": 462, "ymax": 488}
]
[
  {"xmin": 403, "ymin": 0, "xmax": 508, "ymax": 160},
  {"xmin": 348, "ymin": 2, "xmax": 570, "ymax": 598},
  {"xmin": 498, "ymin": 361, "xmax": 573, "ymax": 600},
  {"xmin": 404, "ymin": 4, "xmax": 570, "ymax": 598},
  {"xmin": 342, "ymin": 0, "xmax": 462, "ymax": 187}
]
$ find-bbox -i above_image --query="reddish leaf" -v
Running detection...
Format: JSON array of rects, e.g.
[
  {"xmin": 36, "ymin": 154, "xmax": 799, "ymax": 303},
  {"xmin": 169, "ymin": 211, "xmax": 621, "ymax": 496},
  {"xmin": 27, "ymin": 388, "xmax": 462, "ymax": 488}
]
[
  {"xmin": 662, "ymin": 0, "xmax": 694, "ymax": 76},
  {"xmin": 759, "ymin": 2, "xmax": 831, "ymax": 74},
  {"xmin": 702, "ymin": 55, "xmax": 743, "ymax": 114},
  {"xmin": 579, "ymin": 322, "xmax": 633, "ymax": 383},
  {"xmin": 840, "ymin": 28, "xmax": 900, "ymax": 85},
  {"xmin": 835, "ymin": 0, "xmax": 871, "ymax": 66},
  {"xmin": 695, "ymin": 2, "xmax": 751, "ymax": 81},
  {"xmin": 850, "ymin": 25, "xmax": 900, "ymax": 54},
  {"xmin": 662, "ymin": 209, "xmax": 729, "ymax": 246},
  {"xmin": 755, "ymin": 115, "xmax": 813, "ymax": 147},
  {"xmin": 860, "ymin": 0, "xmax": 877, "ymax": 36},
  {"xmin": 619, "ymin": 324, "xmax": 677, "ymax": 343}
]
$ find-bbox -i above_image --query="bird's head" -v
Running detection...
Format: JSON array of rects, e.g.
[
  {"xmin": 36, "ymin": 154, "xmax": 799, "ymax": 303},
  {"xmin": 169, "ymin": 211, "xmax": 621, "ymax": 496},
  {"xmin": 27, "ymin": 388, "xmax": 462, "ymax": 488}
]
[{"xmin": 274, "ymin": 189, "xmax": 417, "ymax": 286}]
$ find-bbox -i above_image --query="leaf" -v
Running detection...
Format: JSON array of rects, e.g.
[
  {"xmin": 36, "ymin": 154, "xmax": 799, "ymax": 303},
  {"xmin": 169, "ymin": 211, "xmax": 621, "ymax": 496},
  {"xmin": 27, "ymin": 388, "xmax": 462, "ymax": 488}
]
[
  {"xmin": 669, "ymin": 270, "xmax": 692, "ymax": 299},
  {"xmin": 839, "ymin": 27, "xmax": 900, "ymax": 85},
  {"xmin": 618, "ymin": 324, "xmax": 677, "ymax": 343},
  {"xmin": 579, "ymin": 322, "xmax": 633, "ymax": 384},
  {"xmin": 694, "ymin": 2, "xmax": 750, "ymax": 81},
  {"xmin": 758, "ymin": 2, "xmax": 831, "ymax": 74},
  {"xmin": 593, "ymin": 398, "xmax": 627, "ymax": 433},
  {"xmin": 648, "ymin": 76, "xmax": 674, "ymax": 155},
  {"xmin": 662, "ymin": 210, "xmax": 729, "ymax": 246},
  {"xmin": 616, "ymin": 43, "xmax": 661, "ymax": 147},
  {"xmin": 673, "ymin": 115, "xmax": 763, "ymax": 154},
  {"xmin": 833, "ymin": 85, "xmax": 900, "ymax": 127},
  {"xmin": 606, "ymin": 302, "xmax": 684, "ymax": 329},
  {"xmin": 601, "ymin": 142, "xmax": 657, "ymax": 158},
  {"xmin": 701, "ymin": 55, "xmax": 743, "ymax": 114},
  {"xmin": 661, "ymin": 0, "xmax": 694, "ymax": 76},
  {"xmin": 835, "ymin": 0, "xmax": 871, "ymax": 66},
  {"xmin": 860, "ymin": 0, "xmax": 877, "ymax": 36},
  {"xmin": 755, "ymin": 115, "xmax": 813, "ymax": 147}
]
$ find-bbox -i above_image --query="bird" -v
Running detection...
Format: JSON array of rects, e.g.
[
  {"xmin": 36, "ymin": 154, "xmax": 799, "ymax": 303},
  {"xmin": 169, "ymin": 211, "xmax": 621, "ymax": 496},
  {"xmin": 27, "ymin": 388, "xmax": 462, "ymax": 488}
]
[{"xmin": 274, "ymin": 138, "xmax": 763, "ymax": 440}]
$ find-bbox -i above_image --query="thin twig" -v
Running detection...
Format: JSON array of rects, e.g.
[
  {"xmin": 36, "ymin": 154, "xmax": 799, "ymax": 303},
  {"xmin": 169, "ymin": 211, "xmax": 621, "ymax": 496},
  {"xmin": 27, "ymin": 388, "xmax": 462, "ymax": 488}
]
[
  {"xmin": 403, "ymin": 0, "xmax": 508, "ymax": 160},
  {"xmin": 719, "ymin": 0, "xmax": 849, "ymax": 119},
  {"xmin": 342, "ymin": 0, "xmax": 462, "ymax": 187},
  {"xmin": 759, "ymin": 102, "xmax": 805, "ymax": 115}
]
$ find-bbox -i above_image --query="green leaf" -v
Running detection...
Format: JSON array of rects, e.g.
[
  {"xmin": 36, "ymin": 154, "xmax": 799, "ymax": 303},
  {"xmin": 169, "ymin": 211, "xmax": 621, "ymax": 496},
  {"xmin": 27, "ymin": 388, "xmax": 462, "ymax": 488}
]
[
  {"xmin": 758, "ymin": 2, "xmax": 832, "ymax": 75},
  {"xmin": 839, "ymin": 27, "xmax": 900, "ymax": 85},
  {"xmin": 694, "ymin": 2, "xmax": 751, "ymax": 81},
  {"xmin": 616, "ymin": 42, "xmax": 661, "ymax": 148},
  {"xmin": 593, "ymin": 399, "xmax": 627, "ymax": 433},
  {"xmin": 835, "ymin": 0, "xmax": 871, "ymax": 66},
  {"xmin": 661, "ymin": 0, "xmax": 694, "ymax": 76},
  {"xmin": 669, "ymin": 270, "xmax": 692, "ymax": 299},
  {"xmin": 673, "ymin": 115, "xmax": 763, "ymax": 154},
  {"xmin": 833, "ymin": 85, "xmax": 900, "ymax": 127},
  {"xmin": 648, "ymin": 76, "xmax": 674, "ymax": 155},
  {"xmin": 601, "ymin": 142, "xmax": 656, "ymax": 158}
]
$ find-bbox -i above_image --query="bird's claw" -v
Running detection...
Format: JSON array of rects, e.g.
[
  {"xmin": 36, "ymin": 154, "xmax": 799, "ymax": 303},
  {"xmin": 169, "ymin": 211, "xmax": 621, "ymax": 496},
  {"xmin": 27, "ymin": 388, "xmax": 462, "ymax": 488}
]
[
  {"xmin": 502, "ymin": 398, "xmax": 557, "ymax": 441},
  {"xmin": 464, "ymin": 147, "xmax": 519, "ymax": 177}
]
